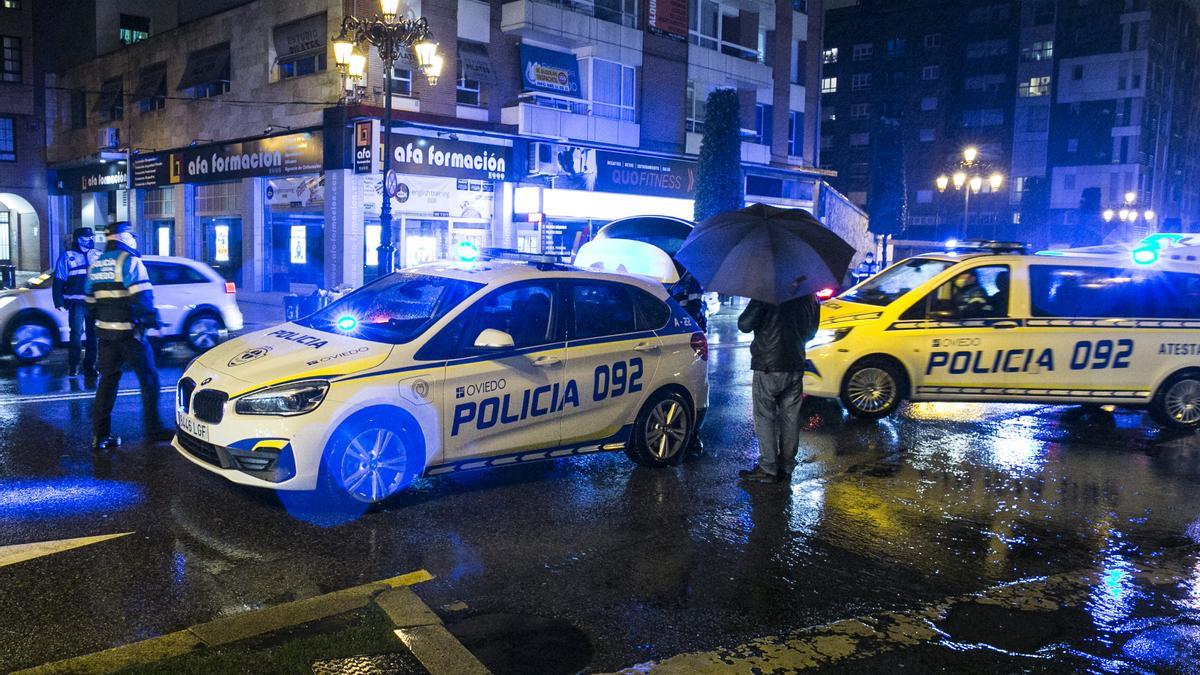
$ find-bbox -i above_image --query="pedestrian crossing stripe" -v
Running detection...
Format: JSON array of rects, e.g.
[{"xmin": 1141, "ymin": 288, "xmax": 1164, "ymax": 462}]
[{"xmin": 0, "ymin": 532, "xmax": 133, "ymax": 568}]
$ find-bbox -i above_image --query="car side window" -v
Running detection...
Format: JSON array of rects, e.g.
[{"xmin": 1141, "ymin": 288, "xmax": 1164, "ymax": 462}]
[
  {"xmin": 572, "ymin": 283, "xmax": 637, "ymax": 339},
  {"xmin": 145, "ymin": 262, "xmax": 208, "ymax": 286},
  {"xmin": 631, "ymin": 288, "xmax": 671, "ymax": 331},
  {"xmin": 419, "ymin": 282, "xmax": 558, "ymax": 359},
  {"xmin": 901, "ymin": 265, "xmax": 1011, "ymax": 320}
]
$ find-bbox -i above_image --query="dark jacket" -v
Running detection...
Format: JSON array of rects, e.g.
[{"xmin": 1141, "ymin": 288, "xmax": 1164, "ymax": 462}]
[
  {"xmin": 738, "ymin": 295, "xmax": 821, "ymax": 372},
  {"xmin": 84, "ymin": 242, "xmax": 160, "ymax": 340}
]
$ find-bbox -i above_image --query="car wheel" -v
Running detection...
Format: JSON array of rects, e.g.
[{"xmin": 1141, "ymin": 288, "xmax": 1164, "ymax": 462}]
[
  {"xmin": 322, "ymin": 410, "xmax": 422, "ymax": 505},
  {"xmin": 184, "ymin": 312, "xmax": 226, "ymax": 353},
  {"xmin": 625, "ymin": 390, "xmax": 693, "ymax": 468},
  {"xmin": 841, "ymin": 358, "xmax": 905, "ymax": 419},
  {"xmin": 1150, "ymin": 371, "xmax": 1200, "ymax": 430},
  {"xmin": 8, "ymin": 318, "xmax": 55, "ymax": 363}
]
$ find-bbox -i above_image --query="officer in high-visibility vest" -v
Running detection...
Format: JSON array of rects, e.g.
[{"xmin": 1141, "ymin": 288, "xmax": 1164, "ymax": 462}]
[
  {"xmin": 53, "ymin": 227, "xmax": 100, "ymax": 376},
  {"xmin": 85, "ymin": 221, "xmax": 165, "ymax": 451}
]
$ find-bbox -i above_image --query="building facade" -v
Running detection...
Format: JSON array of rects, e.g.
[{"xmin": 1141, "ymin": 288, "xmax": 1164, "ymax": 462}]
[
  {"xmin": 0, "ymin": 0, "xmax": 47, "ymax": 273},
  {"xmin": 40, "ymin": 0, "xmax": 867, "ymax": 298},
  {"xmin": 822, "ymin": 0, "xmax": 1200, "ymax": 248}
]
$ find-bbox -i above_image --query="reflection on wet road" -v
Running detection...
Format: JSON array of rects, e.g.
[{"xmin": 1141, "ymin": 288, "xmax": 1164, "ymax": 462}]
[{"xmin": 1, "ymin": 315, "xmax": 1199, "ymax": 672}]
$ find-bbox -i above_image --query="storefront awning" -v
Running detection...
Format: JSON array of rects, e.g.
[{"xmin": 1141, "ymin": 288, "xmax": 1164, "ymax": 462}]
[
  {"xmin": 131, "ymin": 63, "xmax": 167, "ymax": 102},
  {"xmin": 177, "ymin": 42, "xmax": 231, "ymax": 91},
  {"xmin": 458, "ymin": 41, "xmax": 495, "ymax": 83},
  {"xmin": 273, "ymin": 13, "xmax": 326, "ymax": 61},
  {"xmin": 91, "ymin": 78, "xmax": 123, "ymax": 113}
]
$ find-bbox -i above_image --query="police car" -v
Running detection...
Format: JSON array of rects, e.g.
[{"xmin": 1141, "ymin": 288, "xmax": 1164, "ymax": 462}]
[
  {"xmin": 804, "ymin": 236, "xmax": 1200, "ymax": 429},
  {"xmin": 172, "ymin": 249, "xmax": 709, "ymax": 504}
]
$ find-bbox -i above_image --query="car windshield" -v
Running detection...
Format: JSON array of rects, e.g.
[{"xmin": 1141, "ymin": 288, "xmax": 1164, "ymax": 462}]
[
  {"xmin": 841, "ymin": 257, "xmax": 955, "ymax": 306},
  {"xmin": 296, "ymin": 273, "xmax": 483, "ymax": 344}
]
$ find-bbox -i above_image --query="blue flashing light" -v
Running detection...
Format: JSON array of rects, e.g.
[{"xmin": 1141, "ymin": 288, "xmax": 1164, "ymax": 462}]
[
  {"xmin": 945, "ymin": 239, "xmax": 959, "ymax": 250},
  {"xmin": 336, "ymin": 315, "xmax": 358, "ymax": 332},
  {"xmin": 1131, "ymin": 247, "xmax": 1159, "ymax": 266},
  {"xmin": 456, "ymin": 241, "xmax": 480, "ymax": 263},
  {"xmin": 1140, "ymin": 233, "xmax": 1185, "ymax": 248}
]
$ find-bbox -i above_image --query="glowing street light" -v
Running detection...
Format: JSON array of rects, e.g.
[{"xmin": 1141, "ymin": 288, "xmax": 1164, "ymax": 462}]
[
  {"xmin": 936, "ymin": 175, "xmax": 950, "ymax": 192},
  {"xmin": 953, "ymin": 172, "xmax": 967, "ymax": 189},
  {"xmin": 969, "ymin": 176, "xmax": 983, "ymax": 193},
  {"xmin": 963, "ymin": 146, "xmax": 979, "ymax": 163},
  {"xmin": 989, "ymin": 173, "xmax": 1003, "ymax": 191}
]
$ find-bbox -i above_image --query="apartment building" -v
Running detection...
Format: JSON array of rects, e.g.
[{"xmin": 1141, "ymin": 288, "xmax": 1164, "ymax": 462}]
[
  {"xmin": 0, "ymin": 0, "xmax": 46, "ymax": 272},
  {"xmin": 822, "ymin": 0, "xmax": 1200, "ymax": 248},
  {"xmin": 39, "ymin": 0, "xmax": 865, "ymax": 295}
]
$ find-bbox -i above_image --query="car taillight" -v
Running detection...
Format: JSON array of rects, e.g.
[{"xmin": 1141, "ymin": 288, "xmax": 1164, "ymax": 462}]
[
  {"xmin": 816, "ymin": 287, "xmax": 835, "ymax": 300},
  {"xmin": 691, "ymin": 332, "xmax": 708, "ymax": 361},
  {"xmin": 224, "ymin": 282, "xmax": 236, "ymax": 294}
]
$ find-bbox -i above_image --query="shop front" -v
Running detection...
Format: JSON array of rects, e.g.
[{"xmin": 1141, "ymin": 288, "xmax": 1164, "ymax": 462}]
[{"xmin": 47, "ymin": 158, "xmax": 130, "ymax": 263}]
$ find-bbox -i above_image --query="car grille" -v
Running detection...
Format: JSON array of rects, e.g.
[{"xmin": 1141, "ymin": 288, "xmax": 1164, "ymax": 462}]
[
  {"xmin": 192, "ymin": 389, "xmax": 228, "ymax": 424},
  {"xmin": 178, "ymin": 378, "xmax": 195, "ymax": 413},
  {"xmin": 177, "ymin": 430, "xmax": 220, "ymax": 467}
]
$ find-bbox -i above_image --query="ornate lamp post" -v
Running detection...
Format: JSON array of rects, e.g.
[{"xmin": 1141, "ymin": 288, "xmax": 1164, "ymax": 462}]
[
  {"xmin": 1102, "ymin": 191, "xmax": 1156, "ymax": 235},
  {"xmin": 935, "ymin": 146, "xmax": 1004, "ymax": 240},
  {"xmin": 333, "ymin": 1, "xmax": 443, "ymax": 278}
]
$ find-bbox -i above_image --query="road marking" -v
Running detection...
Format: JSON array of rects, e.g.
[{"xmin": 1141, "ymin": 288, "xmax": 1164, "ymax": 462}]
[
  {"xmin": 0, "ymin": 532, "xmax": 133, "ymax": 568},
  {"xmin": 0, "ymin": 386, "xmax": 176, "ymax": 406}
]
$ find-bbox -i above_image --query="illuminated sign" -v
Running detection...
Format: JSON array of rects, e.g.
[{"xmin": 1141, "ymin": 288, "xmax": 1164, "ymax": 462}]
[
  {"xmin": 131, "ymin": 131, "xmax": 324, "ymax": 188},
  {"xmin": 290, "ymin": 225, "xmax": 307, "ymax": 264},
  {"xmin": 519, "ymin": 44, "xmax": 582, "ymax": 99},
  {"xmin": 214, "ymin": 225, "xmax": 230, "ymax": 262}
]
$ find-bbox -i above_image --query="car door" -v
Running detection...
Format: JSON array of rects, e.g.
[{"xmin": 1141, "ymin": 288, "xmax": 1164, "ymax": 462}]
[
  {"xmin": 144, "ymin": 261, "xmax": 212, "ymax": 336},
  {"xmin": 561, "ymin": 280, "xmax": 661, "ymax": 446},
  {"xmin": 434, "ymin": 280, "xmax": 565, "ymax": 460},
  {"xmin": 892, "ymin": 263, "xmax": 1028, "ymax": 399}
]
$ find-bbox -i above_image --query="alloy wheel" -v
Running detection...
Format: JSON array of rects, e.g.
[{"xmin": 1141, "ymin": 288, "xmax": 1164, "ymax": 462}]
[
  {"xmin": 188, "ymin": 317, "xmax": 222, "ymax": 351},
  {"xmin": 1164, "ymin": 379, "xmax": 1200, "ymax": 425},
  {"xmin": 646, "ymin": 399, "xmax": 688, "ymax": 461},
  {"xmin": 846, "ymin": 367, "xmax": 897, "ymax": 413},
  {"xmin": 12, "ymin": 323, "xmax": 52, "ymax": 361},
  {"xmin": 337, "ymin": 427, "xmax": 408, "ymax": 503}
]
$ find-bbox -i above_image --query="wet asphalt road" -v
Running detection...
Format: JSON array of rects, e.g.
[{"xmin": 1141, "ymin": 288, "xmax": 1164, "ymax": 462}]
[{"xmin": 3, "ymin": 313, "xmax": 1200, "ymax": 673}]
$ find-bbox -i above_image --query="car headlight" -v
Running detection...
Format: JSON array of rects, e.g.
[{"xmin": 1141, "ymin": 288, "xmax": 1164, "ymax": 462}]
[
  {"xmin": 806, "ymin": 327, "xmax": 852, "ymax": 350},
  {"xmin": 235, "ymin": 380, "xmax": 329, "ymax": 416}
]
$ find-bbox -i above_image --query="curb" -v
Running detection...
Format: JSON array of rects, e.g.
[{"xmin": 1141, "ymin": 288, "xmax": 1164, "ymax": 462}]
[{"xmin": 15, "ymin": 569, "xmax": 486, "ymax": 675}]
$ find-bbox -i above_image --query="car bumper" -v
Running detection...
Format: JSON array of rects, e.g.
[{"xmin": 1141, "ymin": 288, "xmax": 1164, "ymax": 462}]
[
  {"xmin": 173, "ymin": 431, "xmax": 308, "ymax": 487},
  {"xmin": 803, "ymin": 347, "xmax": 851, "ymax": 399},
  {"xmin": 222, "ymin": 303, "xmax": 245, "ymax": 332}
]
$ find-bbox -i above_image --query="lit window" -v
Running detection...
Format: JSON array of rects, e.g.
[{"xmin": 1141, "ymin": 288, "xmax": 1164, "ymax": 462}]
[
  {"xmin": 823, "ymin": 47, "xmax": 838, "ymax": 64},
  {"xmin": 590, "ymin": 59, "xmax": 635, "ymax": 121},
  {"xmin": 0, "ymin": 116, "xmax": 14, "ymax": 161},
  {"xmin": 821, "ymin": 76, "xmax": 837, "ymax": 93},
  {"xmin": 118, "ymin": 14, "xmax": 150, "ymax": 46},
  {"xmin": 1020, "ymin": 40, "xmax": 1053, "ymax": 61},
  {"xmin": 2, "ymin": 1, "xmax": 20, "ymax": 8},
  {"xmin": 456, "ymin": 63, "xmax": 481, "ymax": 106},
  {"xmin": 1019, "ymin": 75, "xmax": 1051, "ymax": 97},
  {"xmin": 391, "ymin": 65, "xmax": 413, "ymax": 96}
]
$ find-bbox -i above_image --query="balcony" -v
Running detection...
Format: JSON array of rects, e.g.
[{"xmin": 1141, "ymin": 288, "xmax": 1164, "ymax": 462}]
[
  {"xmin": 502, "ymin": 0, "xmax": 643, "ymax": 54},
  {"xmin": 684, "ymin": 132, "xmax": 771, "ymax": 164},
  {"xmin": 687, "ymin": 44, "xmax": 772, "ymax": 89},
  {"xmin": 503, "ymin": 93, "xmax": 640, "ymax": 147}
]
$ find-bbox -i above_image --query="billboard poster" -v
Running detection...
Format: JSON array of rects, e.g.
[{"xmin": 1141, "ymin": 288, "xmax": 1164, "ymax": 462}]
[
  {"xmin": 519, "ymin": 44, "xmax": 582, "ymax": 99},
  {"xmin": 131, "ymin": 131, "xmax": 323, "ymax": 188},
  {"xmin": 363, "ymin": 173, "xmax": 495, "ymax": 220},
  {"xmin": 646, "ymin": 0, "xmax": 688, "ymax": 41}
]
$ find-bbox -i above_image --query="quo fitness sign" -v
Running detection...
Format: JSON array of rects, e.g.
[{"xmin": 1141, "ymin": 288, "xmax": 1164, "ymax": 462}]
[
  {"xmin": 389, "ymin": 133, "xmax": 512, "ymax": 182},
  {"xmin": 131, "ymin": 131, "xmax": 324, "ymax": 188}
]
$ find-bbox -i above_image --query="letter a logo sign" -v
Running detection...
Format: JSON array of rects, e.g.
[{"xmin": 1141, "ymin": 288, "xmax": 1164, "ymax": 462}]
[{"xmin": 169, "ymin": 153, "xmax": 182, "ymax": 184}]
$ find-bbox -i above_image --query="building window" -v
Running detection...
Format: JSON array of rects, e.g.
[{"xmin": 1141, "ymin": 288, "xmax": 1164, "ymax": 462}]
[
  {"xmin": 852, "ymin": 43, "xmax": 873, "ymax": 61},
  {"xmin": 276, "ymin": 14, "xmax": 328, "ymax": 80},
  {"xmin": 0, "ymin": 116, "xmax": 13, "ymax": 161},
  {"xmin": 962, "ymin": 108, "xmax": 1004, "ymax": 127},
  {"xmin": 822, "ymin": 105, "xmax": 835, "ymax": 121},
  {"xmin": 919, "ymin": 127, "xmax": 935, "ymax": 142},
  {"xmin": 686, "ymin": 80, "xmax": 707, "ymax": 132},
  {"xmin": 923, "ymin": 33, "xmax": 941, "ymax": 48},
  {"xmin": 1020, "ymin": 40, "xmax": 1053, "ymax": 61},
  {"xmin": 921, "ymin": 65, "xmax": 940, "ymax": 81},
  {"xmin": 0, "ymin": 211, "xmax": 9, "ymax": 260},
  {"xmin": 280, "ymin": 52, "xmax": 326, "ymax": 79},
  {"xmin": 851, "ymin": 73, "xmax": 871, "ymax": 90},
  {"xmin": 753, "ymin": 103, "xmax": 773, "ymax": 145},
  {"xmin": 821, "ymin": 76, "xmax": 837, "ymax": 93},
  {"xmin": 391, "ymin": 65, "xmax": 413, "ymax": 96},
  {"xmin": 850, "ymin": 102, "xmax": 869, "ymax": 119},
  {"xmin": 191, "ymin": 80, "xmax": 229, "ymax": 99},
  {"xmin": 118, "ymin": 14, "xmax": 150, "ymax": 45},
  {"xmin": 886, "ymin": 38, "xmax": 906, "ymax": 58},
  {"xmin": 689, "ymin": 0, "xmax": 761, "ymax": 62},
  {"xmin": 966, "ymin": 40, "xmax": 1009, "ymax": 59},
  {"xmin": 849, "ymin": 132, "xmax": 869, "ymax": 146},
  {"xmin": 1019, "ymin": 75, "xmax": 1051, "ymax": 97},
  {"xmin": 965, "ymin": 74, "xmax": 1006, "ymax": 93},
  {"xmin": 2, "ymin": 1, "xmax": 20, "ymax": 9},
  {"xmin": 968, "ymin": 4, "xmax": 1010, "ymax": 23},
  {"xmin": 98, "ymin": 77, "xmax": 124, "ymax": 121},
  {"xmin": 456, "ymin": 63, "xmax": 481, "ymax": 106},
  {"xmin": 1025, "ymin": 106, "xmax": 1050, "ymax": 132},
  {"xmin": 823, "ymin": 47, "xmax": 838, "ymax": 64},
  {"xmin": 1, "ymin": 36, "xmax": 20, "ymax": 83},
  {"xmin": 921, "ymin": 96, "xmax": 938, "ymax": 111},
  {"xmin": 590, "ymin": 59, "xmax": 635, "ymax": 121}
]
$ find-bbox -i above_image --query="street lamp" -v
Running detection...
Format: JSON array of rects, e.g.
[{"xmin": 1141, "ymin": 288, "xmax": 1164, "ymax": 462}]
[
  {"xmin": 936, "ymin": 175, "xmax": 949, "ymax": 192},
  {"xmin": 333, "ymin": 1, "xmax": 441, "ymax": 278},
  {"xmin": 953, "ymin": 171, "xmax": 966, "ymax": 189},
  {"xmin": 934, "ymin": 148, "xmax": 1003, "ymax": 239},
  {"xmin": 963, "ymin": 146, "xmax": 979, "ymax": 163}
]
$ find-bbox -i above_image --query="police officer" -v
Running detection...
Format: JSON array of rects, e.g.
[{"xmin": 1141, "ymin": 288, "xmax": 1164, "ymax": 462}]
[
  {"xmin": 851, "ymin": 252, "xmax": 879, "ymax": 284},
  {"xmin": 85, "ymin": 221, "xmax": 165, "ymax": 451},
  {"xmin": 670, "ymin": 269, "xmax": 707, "ymax": 332},
  {"xmin": 52, "ymin": 227, "xmax": 100, "ymax": 376}
]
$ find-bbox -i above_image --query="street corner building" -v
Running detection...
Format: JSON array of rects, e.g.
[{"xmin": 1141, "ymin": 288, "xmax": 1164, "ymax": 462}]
[{"xmin": 8, "ymin": 0, "xmax": 871, "ymax": 305}]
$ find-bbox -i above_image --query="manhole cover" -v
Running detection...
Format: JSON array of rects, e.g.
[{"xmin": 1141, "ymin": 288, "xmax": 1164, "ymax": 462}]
[{"xmin": 311, "ymin": 652, "xmax": 427, "ymax": 675}]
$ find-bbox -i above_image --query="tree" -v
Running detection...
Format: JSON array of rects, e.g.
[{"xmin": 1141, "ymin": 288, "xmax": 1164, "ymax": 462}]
[
  {"xmin": 693, "ymin": 89, "xmax": 744, "ymax": 223},
  {"xmin": 867, "ymin": 116, "xmax": 906, "ymax": 235},
  {"xmin": 1017, "ymin": 176, "xmax": 1050, "ymax": 246}
]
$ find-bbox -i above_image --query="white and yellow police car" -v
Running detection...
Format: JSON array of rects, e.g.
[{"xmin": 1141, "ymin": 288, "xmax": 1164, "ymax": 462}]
[
  {"xmin": 804, "ymin": 236, "xmax": 1200, "ymax": 429},
  {"xmin": 172, "ymin": 250, "xmax": 709, "ymax": 504}
]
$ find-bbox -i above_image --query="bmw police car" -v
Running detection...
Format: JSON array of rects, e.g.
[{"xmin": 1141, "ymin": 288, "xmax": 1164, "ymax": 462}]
[
  {"xmin": 173, "ymin": 249, "xmax": 709, "ymax": 504},
  {"xmin": 804, "ymin": 236, "xmax": 1200, "ymax": 429}
]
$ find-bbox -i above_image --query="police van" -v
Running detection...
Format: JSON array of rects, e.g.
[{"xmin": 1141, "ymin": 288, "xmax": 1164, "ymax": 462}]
[
  {"xmin": 804, "ymin": 236, "xmax": 1200, "ymax": 429},
  {"xmin": 172, "ymin": 248, "xmax": 709, "ymax": 504}
]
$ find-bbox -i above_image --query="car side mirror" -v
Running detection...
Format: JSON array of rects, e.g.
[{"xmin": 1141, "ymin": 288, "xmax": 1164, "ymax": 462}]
[
  {"xmin": 473, "ymin": 328, "xmax": 515, "ymax": 350},
  {"xmin": 929, "ymin": 309, "xmax": 956, "ymax": 320}
]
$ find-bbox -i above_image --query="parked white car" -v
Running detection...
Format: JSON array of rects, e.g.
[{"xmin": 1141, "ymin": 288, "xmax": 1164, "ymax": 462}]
[{"xmin": 1, "ymin": 255, "xmax": 244, "ymax": 363}]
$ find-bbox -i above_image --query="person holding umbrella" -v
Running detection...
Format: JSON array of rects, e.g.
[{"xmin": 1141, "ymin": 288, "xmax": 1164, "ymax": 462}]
[{"xmin": 676, "ymin": 204, "xmax": 855, "ymax": 484}]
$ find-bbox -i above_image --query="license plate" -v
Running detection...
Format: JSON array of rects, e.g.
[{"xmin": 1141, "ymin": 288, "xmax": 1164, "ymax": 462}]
[{"xmin": 176, "ymin": 411, "xmax": 209, "ymax": 441}]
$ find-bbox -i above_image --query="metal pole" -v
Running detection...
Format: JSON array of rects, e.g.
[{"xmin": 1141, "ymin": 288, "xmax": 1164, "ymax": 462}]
[
  {"xmin": 377, "ymin": 58, "xmax": 396, "ymax": 279},
  {"xmin": 962, "ymin": 188, "xmax": 971, "ymax": 240}
]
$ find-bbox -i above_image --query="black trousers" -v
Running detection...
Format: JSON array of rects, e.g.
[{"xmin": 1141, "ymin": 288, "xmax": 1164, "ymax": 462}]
[
  {"xmin": 92, "ymin": 334, "xmax": 162, "ymax": 438},
  {"xmin": 66, "ymin": 301, "xmax": 96, "ymax": 371}
]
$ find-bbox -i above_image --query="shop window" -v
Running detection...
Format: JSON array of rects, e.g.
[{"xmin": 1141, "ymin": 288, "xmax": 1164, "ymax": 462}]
[
  {"xmin": 590, "ymin": 59, "xmax": 635, "ymax": 122},
  {"xmin": 456, "ymin": 64, "xmax": 481, "ymax": 106},
  {"xmin": 118, "ymin": 13, "xmax": 150, "ymax": 46},
  {"xmin": 0, "ymin": 116, "xmax": 13, "ymax": 161},
  {"xmin": 391, "ymin": 65, "xmax": 413, "ymax": 96},
  {"xmin": 1, "ymin": 36, "xmax": 20, "ymax": 83},
  {"xmin": 0, "ymin": 212, "xmax": 10, "ymax": 260}
]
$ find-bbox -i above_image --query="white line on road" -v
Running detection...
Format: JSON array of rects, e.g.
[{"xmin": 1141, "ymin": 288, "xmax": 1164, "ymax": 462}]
[
  {"xmin": 0, "ymin": 386, "xmax": 176, "ymax": 406},
  {"xmin": 0, "ymin": 532, "xmax": 133, "ymax": 568}
]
